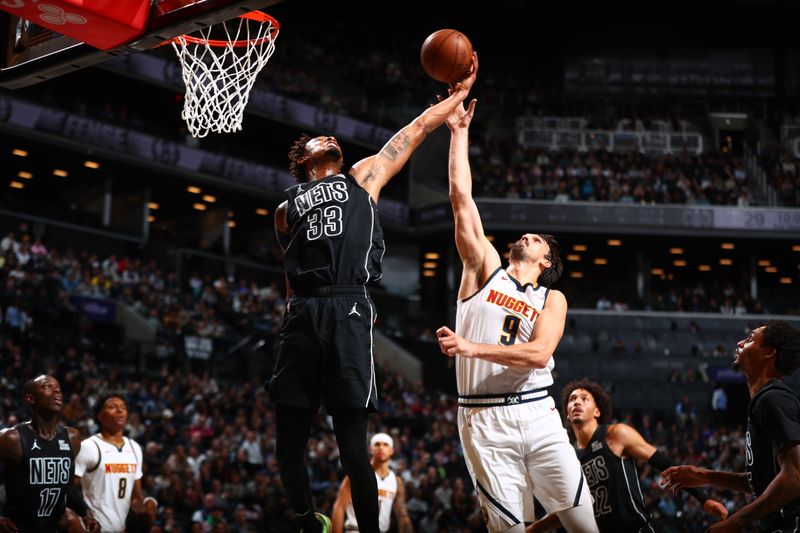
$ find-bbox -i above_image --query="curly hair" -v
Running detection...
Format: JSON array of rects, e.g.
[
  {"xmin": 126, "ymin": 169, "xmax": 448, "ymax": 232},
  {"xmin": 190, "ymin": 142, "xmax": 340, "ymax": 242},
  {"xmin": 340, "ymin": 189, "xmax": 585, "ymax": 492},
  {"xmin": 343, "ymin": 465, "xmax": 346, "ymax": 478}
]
[
  {"xmin": 288, "ymin": 134, "xmax": 312, "ymax": 182},
  {"xmin": 93, "ymin": 392, "xmax": 127, "ymax": 420},
  {"xmin": 761, "ymin": 320, "xmax": 800, "ymax": 377},
  {"xmin": 561, "ymin": 378, "xmax": 613, "ymax": 425},
  {"xmin": 538, "ymin": 234, "xmax": 563, "ymax": 288}
]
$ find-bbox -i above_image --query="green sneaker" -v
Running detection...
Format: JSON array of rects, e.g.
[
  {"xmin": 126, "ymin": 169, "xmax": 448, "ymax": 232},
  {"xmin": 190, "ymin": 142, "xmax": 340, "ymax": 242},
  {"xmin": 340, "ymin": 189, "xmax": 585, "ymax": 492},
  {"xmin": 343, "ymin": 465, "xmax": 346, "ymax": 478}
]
[
  {"xmin": 300, "ymin": 513, "xmax": 331, "ymax": 533},
  {"xmin": 316, "ymin": 513, "xmax": 332, "ymax": 533}
]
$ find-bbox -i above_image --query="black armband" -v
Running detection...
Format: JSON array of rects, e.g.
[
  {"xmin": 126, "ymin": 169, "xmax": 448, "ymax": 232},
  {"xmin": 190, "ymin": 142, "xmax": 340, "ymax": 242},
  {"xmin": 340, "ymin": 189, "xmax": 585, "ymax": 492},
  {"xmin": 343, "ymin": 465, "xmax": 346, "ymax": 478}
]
[
  {"xmin": 66, "ymin": 484, "xmax": 88, "ymax": 517},
  {"xmin": 648, "ymin": 450, "xmax": 710, "ymax": 504}
]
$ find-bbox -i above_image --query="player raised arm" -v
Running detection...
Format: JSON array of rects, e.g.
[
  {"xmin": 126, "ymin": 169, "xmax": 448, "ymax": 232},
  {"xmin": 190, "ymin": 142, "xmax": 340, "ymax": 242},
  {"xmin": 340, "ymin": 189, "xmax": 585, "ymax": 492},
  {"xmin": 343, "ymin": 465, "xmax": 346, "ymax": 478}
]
[
  {"xmin": 350, "ymin": 53, "xmax": 478, "ymax": 203},
  {"xmin": 445, "ymin": 96, "xmax": 501, "ymax": 299}
]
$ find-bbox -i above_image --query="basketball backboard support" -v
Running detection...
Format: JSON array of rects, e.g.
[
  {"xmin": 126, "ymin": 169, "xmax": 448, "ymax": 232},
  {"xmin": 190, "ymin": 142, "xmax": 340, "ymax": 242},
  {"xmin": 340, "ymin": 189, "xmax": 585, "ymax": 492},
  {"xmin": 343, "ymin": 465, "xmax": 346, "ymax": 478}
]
[{"xmin": 0, "ymin": 0, "xmax": 282, "ymax": 89}]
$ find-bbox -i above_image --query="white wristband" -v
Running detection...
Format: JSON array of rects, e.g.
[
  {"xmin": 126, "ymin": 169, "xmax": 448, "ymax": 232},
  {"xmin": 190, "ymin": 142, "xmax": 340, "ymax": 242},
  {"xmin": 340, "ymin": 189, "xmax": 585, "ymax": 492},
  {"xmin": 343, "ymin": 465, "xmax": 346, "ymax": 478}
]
[{"xmin": 143, "ymin": 497, "xmax": 158, "ymax": 507}]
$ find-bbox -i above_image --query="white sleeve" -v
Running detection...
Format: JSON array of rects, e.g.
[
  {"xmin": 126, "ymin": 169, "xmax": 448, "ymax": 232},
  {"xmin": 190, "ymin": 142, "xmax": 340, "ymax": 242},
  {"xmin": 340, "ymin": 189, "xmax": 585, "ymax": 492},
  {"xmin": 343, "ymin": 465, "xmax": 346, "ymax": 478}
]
[
  {"xmin": 132, "ymin": 439, "xmax": 144, "ymax": 480},
  {"xmin": 75, "ymin": 437, "xmax": 100, "ymax": 477}
]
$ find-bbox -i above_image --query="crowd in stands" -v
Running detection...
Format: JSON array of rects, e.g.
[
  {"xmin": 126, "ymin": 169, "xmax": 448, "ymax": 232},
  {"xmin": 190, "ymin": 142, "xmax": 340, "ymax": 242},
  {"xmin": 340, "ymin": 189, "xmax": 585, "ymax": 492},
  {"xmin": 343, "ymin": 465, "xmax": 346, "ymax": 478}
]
[
  {"xmin": 0, "ymin": 229, "xmax": 768, "ymax": 532},
  {"xmin": 759, "ymin": 145, "xmax": 800, "ymax": 207},
  {"xmin": 470, "ymin": 144, "xmax": 753, "ymax": 206}
]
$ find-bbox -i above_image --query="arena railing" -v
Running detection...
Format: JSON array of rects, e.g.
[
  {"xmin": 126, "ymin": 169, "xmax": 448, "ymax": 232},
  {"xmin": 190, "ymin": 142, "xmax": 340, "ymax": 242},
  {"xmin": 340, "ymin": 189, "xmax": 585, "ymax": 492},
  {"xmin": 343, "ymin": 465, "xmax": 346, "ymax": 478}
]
[{"xmin": 517, "ymin": 127, "xmax": 704, "ymax": 155}]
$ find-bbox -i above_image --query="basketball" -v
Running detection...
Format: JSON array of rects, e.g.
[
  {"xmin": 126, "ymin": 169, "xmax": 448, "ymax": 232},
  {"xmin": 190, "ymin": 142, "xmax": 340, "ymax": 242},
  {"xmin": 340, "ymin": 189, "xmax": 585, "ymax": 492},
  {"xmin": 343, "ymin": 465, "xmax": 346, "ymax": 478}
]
[{"xmin": 420, "ymin": 29, "xmax": 473, "ymax": 84}]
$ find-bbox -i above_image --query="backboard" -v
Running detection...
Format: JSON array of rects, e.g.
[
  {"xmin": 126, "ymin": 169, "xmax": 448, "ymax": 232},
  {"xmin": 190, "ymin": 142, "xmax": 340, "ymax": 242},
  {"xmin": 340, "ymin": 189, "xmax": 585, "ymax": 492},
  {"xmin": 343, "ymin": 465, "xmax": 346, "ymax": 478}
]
[{"xmin": 0, "ymin": 0, "xmax": 282, "ymax": 89}]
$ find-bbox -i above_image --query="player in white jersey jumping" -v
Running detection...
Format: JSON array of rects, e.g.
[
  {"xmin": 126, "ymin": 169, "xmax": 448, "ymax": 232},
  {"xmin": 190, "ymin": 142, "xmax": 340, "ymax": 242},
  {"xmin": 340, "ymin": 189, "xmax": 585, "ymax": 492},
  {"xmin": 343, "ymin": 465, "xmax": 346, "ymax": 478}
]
[
  {"xmin": 74, "ymin": 393, "xmax": 157, "ymax": 532},
  {"xmin": 331, "ymin": 433, "xmax": 413, "ymax": 533},
  {"xmin": 435, "ymin": 90, "xmax": 598, "ymax": 533}
]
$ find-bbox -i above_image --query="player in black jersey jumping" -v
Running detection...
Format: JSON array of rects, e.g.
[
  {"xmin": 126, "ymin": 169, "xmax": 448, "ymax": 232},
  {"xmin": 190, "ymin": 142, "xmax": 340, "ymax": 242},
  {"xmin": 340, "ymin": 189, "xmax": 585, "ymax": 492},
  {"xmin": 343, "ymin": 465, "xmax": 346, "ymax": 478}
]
[
  {"xmin": 0, "ymin": 375, "xmax": 99, "ymax": 533},
  {"xmin": 529, "ymin": 379, "xmax": 727, "ymax": 533},
  {"xmin": 268, "ymin": 55, "xmax": 478, "ymax": 533},
  {"xmin": 663, "ymin": 321, "xmax": 800, "ymax": 533}
]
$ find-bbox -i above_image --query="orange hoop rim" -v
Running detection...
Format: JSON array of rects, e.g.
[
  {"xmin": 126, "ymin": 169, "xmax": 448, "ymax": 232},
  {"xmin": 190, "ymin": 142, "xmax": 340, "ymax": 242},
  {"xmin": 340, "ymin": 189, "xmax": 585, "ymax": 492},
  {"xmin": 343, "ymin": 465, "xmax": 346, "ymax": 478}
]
[{"xmin": 171, "ymin": 11, "xmax": 279, "ymax": 48}]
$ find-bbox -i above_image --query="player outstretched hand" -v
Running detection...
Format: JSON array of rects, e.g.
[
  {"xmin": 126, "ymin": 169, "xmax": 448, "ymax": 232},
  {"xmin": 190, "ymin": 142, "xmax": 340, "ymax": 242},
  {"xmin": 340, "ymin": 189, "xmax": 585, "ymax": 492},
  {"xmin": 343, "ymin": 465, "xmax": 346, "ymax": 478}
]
[
  {"xmin": 444, "ymin": 98, "xmax": 477, "ymax": 133},
  {"xmin": 449, "ymin": 52, "xmax": 479, "ymax": 95},
  {"xmin": 437, "ymin": 326, "xmax": 476, "ymax": 358},
  {"xmin": 703, "ymin": 498, "xmax": 728, "ymax": 520},
  {"xmin": 661, "ymin": 465, "xmax": 709, "ymax": 491},
  {"xmin": 0, "ymin": 517, "xmax": 17, "ymax": 533}
]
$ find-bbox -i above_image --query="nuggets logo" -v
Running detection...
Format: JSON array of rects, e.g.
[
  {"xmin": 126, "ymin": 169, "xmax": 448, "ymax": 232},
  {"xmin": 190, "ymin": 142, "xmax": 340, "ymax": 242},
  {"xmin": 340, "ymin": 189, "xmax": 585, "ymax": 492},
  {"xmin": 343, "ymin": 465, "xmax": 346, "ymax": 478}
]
[{"xmin": 485, "ymin": 290, "xmax": 538, "ymax": 321}]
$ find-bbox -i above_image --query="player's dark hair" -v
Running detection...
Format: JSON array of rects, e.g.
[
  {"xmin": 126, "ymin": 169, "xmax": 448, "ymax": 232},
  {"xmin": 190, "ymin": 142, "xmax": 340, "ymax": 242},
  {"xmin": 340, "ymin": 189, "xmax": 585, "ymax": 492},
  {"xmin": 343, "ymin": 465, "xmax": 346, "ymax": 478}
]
[
  {"xmin": 93, "ymin": 392, "xmax": 127, "ymax": 420},
  {"xmin": 538, "ymin": 234, "xmax": 563, "ymax": 288},
  {"xmin": 288, "ymin": 134, "xmax": 313, "ymax": 182},
  {"xmin": 761, "ymin": 320, "xmax": 800, "ymax": 377},
  {"xmin": 561, "ymin": 378, "xmax": 613, "ymax": 425}
]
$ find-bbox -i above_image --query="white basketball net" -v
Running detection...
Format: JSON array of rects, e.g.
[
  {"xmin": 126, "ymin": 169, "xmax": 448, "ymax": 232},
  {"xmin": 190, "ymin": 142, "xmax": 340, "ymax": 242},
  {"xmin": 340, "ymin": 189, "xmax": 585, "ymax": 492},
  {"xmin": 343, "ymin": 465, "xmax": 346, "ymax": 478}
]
[{"xmin": 171, "ymin": 13, "xmax": 279, "ymax": 138}]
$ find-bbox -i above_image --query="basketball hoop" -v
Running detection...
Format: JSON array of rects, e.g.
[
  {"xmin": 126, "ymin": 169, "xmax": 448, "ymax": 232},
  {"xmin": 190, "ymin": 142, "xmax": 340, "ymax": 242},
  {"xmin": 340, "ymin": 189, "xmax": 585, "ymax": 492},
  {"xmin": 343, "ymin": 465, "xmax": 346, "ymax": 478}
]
[{"xmin": 170, "ymin": 11, "xmax": 279, "ymax": 138}]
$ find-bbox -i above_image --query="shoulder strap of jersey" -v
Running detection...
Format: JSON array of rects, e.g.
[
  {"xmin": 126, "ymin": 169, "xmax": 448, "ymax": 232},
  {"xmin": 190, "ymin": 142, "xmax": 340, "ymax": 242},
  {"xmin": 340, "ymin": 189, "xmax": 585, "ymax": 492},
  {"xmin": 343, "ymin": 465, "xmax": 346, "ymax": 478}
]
[
  {"xmin": 595, "ymin": 423, "xmax": 608, "ymax": 443},
  {"xmin": 129, "ymin": 437, "xmax": 143, "ymax": 469},
  {"xmin": 85, "ymin": 436, "xmax": 102, "ymax": 473},
  {"xmin": 14, "ymin": 422, "xmax": 31, "ymax": 452}
]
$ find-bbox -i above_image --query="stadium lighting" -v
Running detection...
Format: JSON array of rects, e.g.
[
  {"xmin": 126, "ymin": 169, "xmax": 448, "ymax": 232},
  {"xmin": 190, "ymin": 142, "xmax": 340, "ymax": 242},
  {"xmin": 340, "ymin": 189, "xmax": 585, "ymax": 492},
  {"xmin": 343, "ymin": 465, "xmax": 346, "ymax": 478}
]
[
  {"xmin": 147, "ymin": 202, "xmax": 160, "ymax": 210},
  {"xmin": 673, "ymin": 260, "xmax": 687, "ymax": 267},
  {"xmin": 567, "ymin": 254, "xmax": 581, "ymax": 261},
  {"xmin": 202, "ymin": 195, "xmax": 217, "ymax": 203},
  {"xmin": 147, "ymin": 215, "xmax": 155, "ymax": 223},
  {"xmin": 52, "ymin": 169, "xmax": 68, "ymax": 177},
  {"xmin": 573, "ymin": 244, "xmax": 587, "ymax": 251},
  {"xmin": 255, "ymin": 208, "xmax": 269, "ymax": 216},
  {"xmin": 758, "ymin": 260, "xmax": 771, "ymax": 267},
  {"xmin": 780, "ymin": 277, "xmax": 792, "ymax": 284},
  {"xmin": 187, "ymin": 186, "xmax": 201, "ymax": 194},
  {"xmin": 793, "ymin": 245, "xmax": 800, "ymax": 252},
  {"xmin": 719, "ymin": 258, "xmax": 733, "ymax": 265},
  {"xmin": 12, "ymin": 148, "xmax": 27, "ymax": 157},
  {"xmin": 607, "ymin": 239, "xmax": 622, "ymax": 246},
  {"xmin": 650, "ymin": 268, "xmax": 664, "ymax": 276},
  {"xmin": 423, "ymin": 270, "xmax": 436, "ymax": 277},
  {"xmin": 9, "ymin": 181, "xmax": 24, "ymax": 189},
  {"xmin": 83, "ymin": 160, "xmax": 100, "ymax": 169},
  {"xmin": 670, "ymin": 248, "xmax": 684, "ymax": 255},
  {"xmin": 721, "ymin": 243, "xmax": 735, "ymax": 250},
  {"xmin": 423, "ymin": 262, "xmax": 437, "ymax": 269},
  {"xmin": 765, "ymin": 266, "xmax": 778, "ymax": 273},
  {"xmin": 192, "ymin": 203, "xmax": 207, "ymax": 211},
  {"xmin": 228, "ymin": 221, "xmax": 236, "ymax": 228},
  {"xmin": 569, "ymin": 272, "xmax": 584, "ymax": 278},
  {"xmin": 424, "ymin": 252, "xmax": 440, "ymax": 260},
  {"xmin": 17, "ymin": 171, "xmax": 32, "ymax": 179},
  {"xmin": 593, "ymin": 258, "xmax": 608, "ymax": 265},
  {"xmin": 698, "ymin": 265, "xmax": 712, "ymax": 271}
]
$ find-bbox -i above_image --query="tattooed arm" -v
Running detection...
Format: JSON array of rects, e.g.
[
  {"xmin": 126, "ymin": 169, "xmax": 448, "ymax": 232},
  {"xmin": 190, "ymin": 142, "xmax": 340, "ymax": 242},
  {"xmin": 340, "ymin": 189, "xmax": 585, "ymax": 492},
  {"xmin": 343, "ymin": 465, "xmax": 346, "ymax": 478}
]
[{"xmin": 350, "ymin": 53, "xmax": 478, "ymax": 203}]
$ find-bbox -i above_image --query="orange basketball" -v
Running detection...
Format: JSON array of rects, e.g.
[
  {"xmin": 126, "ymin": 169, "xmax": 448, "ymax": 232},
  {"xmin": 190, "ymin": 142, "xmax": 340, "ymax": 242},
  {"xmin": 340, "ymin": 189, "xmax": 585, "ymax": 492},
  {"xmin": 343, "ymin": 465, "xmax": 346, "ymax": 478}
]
[{"xmin": 420, "ymin": 29, "xmax": 473, "ymax": 84}]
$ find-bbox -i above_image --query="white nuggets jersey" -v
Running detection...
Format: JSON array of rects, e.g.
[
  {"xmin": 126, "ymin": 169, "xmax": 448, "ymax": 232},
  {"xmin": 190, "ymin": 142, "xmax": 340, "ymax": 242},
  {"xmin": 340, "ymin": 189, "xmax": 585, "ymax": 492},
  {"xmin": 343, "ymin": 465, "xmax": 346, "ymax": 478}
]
[
  {"xmin": 456, "ymin": 267, "xmax": 554, "ymax": 395},
  {"xmin": 344, "ymin": 470, "xmax": 397, "ymax": 532},
  {"xmin": 74, "ymin": 435, "xmax": 143, "ymax": 532}
]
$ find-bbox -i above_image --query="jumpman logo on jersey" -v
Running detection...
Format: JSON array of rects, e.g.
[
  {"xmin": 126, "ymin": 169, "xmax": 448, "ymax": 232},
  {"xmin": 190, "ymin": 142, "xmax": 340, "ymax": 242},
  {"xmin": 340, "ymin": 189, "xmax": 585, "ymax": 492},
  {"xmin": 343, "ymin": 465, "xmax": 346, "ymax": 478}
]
[
  {"xmin": 349, "ymin": 303, "xmax": 361, "ymax": 317},
  {"xmin": 31, "ymin": 439, "xmax": 41, "ymax": 451}
]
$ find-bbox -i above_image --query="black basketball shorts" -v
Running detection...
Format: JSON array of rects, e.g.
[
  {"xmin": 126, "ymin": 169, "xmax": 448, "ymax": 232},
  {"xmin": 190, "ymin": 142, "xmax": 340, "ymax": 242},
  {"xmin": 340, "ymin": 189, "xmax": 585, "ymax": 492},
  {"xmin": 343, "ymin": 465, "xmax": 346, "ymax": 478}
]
[{"xmin": 268, "ymin": 286, "xmax": 378, "ymax": 414}]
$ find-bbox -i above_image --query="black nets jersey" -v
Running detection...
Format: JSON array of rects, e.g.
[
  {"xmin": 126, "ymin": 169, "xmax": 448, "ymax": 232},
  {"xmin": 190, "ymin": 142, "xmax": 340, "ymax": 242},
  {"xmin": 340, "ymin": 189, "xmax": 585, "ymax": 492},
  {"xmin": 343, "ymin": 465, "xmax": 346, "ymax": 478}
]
[
  {"xmin": 576, "ymin": 424, "xmax": 652, "ymax": 533},
  {"xmin": 5, "ymin": 423, "xmax": 74, "ymax": 532},
  {"xmin": 746, "ymin": 380, "xmax": 800, "ymax": 526},
  {"xmin": 282, "ymin": 173, "xmax": 384, "ymax": 292}
]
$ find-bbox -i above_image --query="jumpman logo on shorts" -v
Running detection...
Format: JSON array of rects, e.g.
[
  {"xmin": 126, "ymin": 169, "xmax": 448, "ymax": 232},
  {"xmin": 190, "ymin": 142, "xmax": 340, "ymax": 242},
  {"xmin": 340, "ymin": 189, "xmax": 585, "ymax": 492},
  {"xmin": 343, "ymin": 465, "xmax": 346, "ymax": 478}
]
[{"xmin": 349, "ymin": 303, "xmax": 361, "ymax": 317}]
